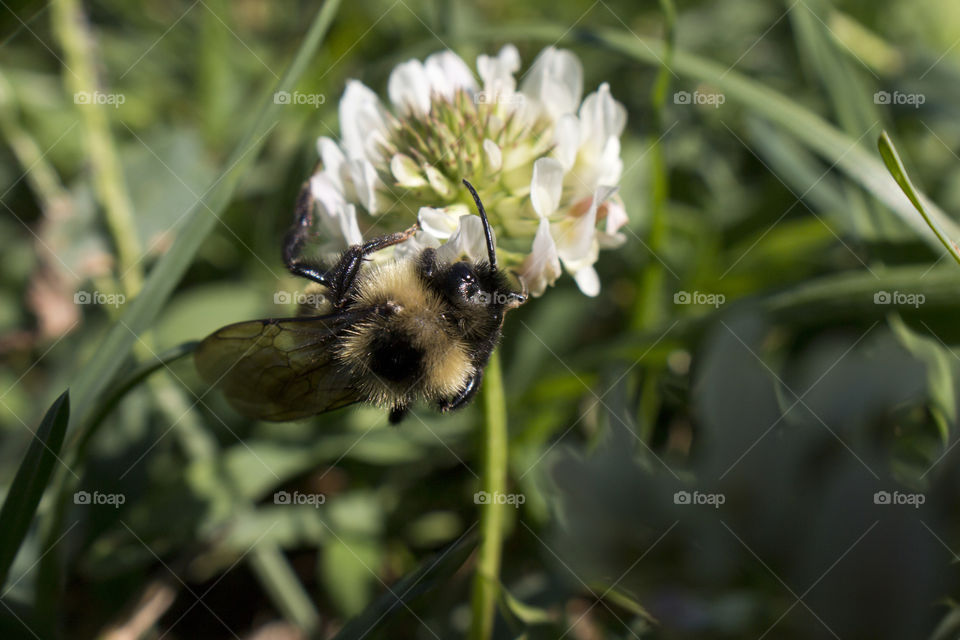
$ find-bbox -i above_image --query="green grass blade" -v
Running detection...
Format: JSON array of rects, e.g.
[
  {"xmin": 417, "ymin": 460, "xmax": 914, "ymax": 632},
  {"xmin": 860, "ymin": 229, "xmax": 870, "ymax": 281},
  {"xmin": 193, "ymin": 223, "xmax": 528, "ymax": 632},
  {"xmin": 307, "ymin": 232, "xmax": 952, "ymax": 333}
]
[
  {"xmin": 789, "ymin": 0, "xmax": 886, "ymax": 238},
  {"xmin": 332, "ymin": 532, "xmax": 477, "ymax": 640},
  {"xmin": 66, "ymin": 0, "xmax": 342, "ymax": 443},
  {"xmin": 878, "ymin": 131, "xmax": 960, "ymax": 267},
  {"xmin": 0, "ymin": 390, "xmax": 70, "ymax": 588},
  {"xmin": 247, "ymin": 543, "xmax": 321, "ymax": 635},
  {"xmin": 76, "ymin": 341, "xmax": 199, "ymax": 459}
]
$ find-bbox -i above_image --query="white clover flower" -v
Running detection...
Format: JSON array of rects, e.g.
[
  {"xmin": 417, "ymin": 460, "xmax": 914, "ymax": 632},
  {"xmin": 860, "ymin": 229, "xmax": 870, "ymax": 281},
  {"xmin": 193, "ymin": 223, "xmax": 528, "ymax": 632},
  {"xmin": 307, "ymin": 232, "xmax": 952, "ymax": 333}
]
[{"xmin": 307, "ymin": 45, "xmax": 628, "ymax": 297}]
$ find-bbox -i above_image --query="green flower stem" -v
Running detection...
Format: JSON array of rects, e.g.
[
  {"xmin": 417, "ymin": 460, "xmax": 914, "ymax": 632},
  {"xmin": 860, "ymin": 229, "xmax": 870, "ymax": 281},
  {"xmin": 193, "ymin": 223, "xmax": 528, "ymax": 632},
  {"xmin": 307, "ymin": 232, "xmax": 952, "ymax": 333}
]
[
  {"xmin": 51, "ymin": 0, "xmax": 143, "ymax": 297},
  {"xmin": 634, "ymin": 0, "xmax": 675, "ymax": 440},
  {"xmin": 469, "ymin": 349, "xmax": 508, "ymax": 640}
]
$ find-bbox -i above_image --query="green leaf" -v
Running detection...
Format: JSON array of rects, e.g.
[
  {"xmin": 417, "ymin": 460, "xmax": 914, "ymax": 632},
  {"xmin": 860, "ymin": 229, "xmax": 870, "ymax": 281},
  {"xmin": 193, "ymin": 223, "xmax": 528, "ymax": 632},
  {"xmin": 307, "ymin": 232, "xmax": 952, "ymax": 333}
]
[
  {"xmin": 587, "ymin": 581, "xmax": 658, "ymax": 624},
  {"xmin": 878, "ymin": 130, "xmax": 960, "ymax": 267},
  {"xmin": 0, "ymin": 390, "xmax": 70, "ymax": 588},
  {"xmin": 497, "ymin": 583, "xmax": 554, "ymax": 627},
  {"xmin": 332, "ymin": 532, "xmax": 477, "ymax": 640},
  {"xmin": 889, "ymin": 314, "xmax": 957, "ymax": 445}
]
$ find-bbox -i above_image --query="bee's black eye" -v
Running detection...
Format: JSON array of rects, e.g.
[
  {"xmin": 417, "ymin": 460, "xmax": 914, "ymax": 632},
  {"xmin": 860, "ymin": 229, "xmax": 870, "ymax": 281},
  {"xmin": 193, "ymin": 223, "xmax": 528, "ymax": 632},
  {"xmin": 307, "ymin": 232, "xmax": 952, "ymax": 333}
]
[{"xmin": 444, "ymin": 262, "xmax": 480, "ymax": 301}]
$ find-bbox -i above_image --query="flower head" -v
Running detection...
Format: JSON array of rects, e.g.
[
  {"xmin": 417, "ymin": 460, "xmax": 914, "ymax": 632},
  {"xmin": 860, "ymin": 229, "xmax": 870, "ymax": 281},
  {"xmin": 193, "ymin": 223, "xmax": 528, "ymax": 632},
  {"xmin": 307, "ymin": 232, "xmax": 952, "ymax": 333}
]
[{"xmin": 308, "ymin": 45, "xmax": 628, "ymax": 297}]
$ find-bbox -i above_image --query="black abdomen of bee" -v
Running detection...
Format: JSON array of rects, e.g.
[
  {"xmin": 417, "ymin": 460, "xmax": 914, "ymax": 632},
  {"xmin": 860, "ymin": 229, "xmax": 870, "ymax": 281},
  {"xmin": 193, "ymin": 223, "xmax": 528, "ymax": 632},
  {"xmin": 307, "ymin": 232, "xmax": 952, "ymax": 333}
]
[{"xmin": 369, "ymin": 335, "xmax": 423, "ymax": 384}]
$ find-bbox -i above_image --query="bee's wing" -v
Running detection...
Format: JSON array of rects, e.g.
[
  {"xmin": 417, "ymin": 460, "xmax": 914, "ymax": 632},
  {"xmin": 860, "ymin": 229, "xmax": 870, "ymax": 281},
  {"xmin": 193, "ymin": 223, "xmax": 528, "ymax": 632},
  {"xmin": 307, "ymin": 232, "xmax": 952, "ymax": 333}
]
[{"xmin": 194, "ymin": 313, "xmax": 361, "ymax": 421}]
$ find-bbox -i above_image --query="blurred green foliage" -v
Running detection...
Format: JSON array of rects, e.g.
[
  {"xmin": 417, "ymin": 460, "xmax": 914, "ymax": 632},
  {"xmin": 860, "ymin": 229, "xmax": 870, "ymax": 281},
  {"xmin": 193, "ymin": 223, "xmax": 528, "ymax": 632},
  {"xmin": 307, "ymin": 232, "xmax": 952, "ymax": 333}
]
[{"xmin": 3, "ymin": 0, "xmax": 960, "ymax": 638}]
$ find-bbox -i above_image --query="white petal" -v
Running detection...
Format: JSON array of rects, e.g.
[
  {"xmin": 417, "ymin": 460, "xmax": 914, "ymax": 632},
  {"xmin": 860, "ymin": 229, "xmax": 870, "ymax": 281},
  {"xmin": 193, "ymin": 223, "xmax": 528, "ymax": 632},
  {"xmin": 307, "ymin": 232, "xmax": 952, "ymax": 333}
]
[
  {"xmin": 310, "ymin": 173, "xmax": 345, "ymax": 215},
  {"xmin": 339, "ymin": 80, "xmax": 389, "ymax": 161},
  {"xmin": 388, "ymin": 59, "xmax": 432, "ymax": 116},
  {"xmin": 309, "ymin": 173, "xmax": 362, "ymax": 249},
  {"xmin": 530, "ymin": 157, "xmax": 565, "ymax": 218},
  {"xmin": 579, "ymin": 83, "xmax": 627, "ymax": 142},
  {"xmin": 435, "ymin": 215, "xmax": 489, "ymax": 264},
  {"xmin": 393, "ymin": 230, "xmax": 440, "ymax": 261},
  {"xmin": 483, "ymin": 139, "xmax": 502, "ymax": 173},
  {"xmin": 598, "ymin": 136, "xmax": 623, "ymax": 185},
  {"xmin": 572, "ymin": 265, "xmax": 600, "ymax": 297},
  {"xmin": 391, "ymin": 154, "xmax": 427, "ymax": 187},
  {"xmin": 338, "ymin": 203, "xmax": 363, "ymax": 246},
  {"xmin": 317, "ymin": 137, "xmax": 345, "ymax": 174},
  {"xmin": 553, "ymin": 114, "xmax": 581, "ymax": 170},
  {"xmin": 604, "ymin": 197, "xmax": 628, "ymax": 235},
  {"xmin": 477, "ymin": 44, "xmax": 521, "ymax": 101},
  {"xmin": 418, "ymin": 204, "xmax": 469, "ymax": 239},
  {"xmin": 520, "ymin": 217, "xmax": 562, "ymax": 297},
  {"xmin": 555, "ymin": 193, "xmax": 599, "ymax": 263},
  {"xmin": 347, "ymin": 158, "xmax": 382, "ymax": 214},
  {"xmin": 520, "ymin": 46, "xmax": 583, "ymax": 119},
  {"xmin": 425, "ymin": 50, "xmax": 477, "ymax": 99}
]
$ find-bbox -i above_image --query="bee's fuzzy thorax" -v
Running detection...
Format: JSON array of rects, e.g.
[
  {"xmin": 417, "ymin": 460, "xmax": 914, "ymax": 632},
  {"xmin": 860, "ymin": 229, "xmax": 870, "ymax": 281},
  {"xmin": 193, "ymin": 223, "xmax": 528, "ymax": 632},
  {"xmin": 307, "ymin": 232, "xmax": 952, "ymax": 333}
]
[{"xmin": 334, "ymin": 260, "xmax": 474, "ymax": 409}]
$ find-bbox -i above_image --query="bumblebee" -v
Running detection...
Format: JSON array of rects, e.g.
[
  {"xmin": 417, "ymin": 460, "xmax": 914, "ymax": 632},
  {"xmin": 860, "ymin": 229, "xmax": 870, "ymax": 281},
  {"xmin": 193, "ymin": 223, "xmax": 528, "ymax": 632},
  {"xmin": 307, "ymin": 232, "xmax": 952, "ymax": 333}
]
[{"xmin": 195, "ymin": 179, "xmax": 526, "ymax": 424}]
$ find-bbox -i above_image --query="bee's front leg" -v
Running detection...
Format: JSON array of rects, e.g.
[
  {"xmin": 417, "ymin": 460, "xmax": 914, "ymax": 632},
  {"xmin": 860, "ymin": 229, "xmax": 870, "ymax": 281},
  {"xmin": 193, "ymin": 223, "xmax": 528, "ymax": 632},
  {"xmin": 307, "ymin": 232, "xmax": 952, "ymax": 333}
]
[{"xmin": 283, "ymin": 178, "xmax": 335, "ymax": 287}]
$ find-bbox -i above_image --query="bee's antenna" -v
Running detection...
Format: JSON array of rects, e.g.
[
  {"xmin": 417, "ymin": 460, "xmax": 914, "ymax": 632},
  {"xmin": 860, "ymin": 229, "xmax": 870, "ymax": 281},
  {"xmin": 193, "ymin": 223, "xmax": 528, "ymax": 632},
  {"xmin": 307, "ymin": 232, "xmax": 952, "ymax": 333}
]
[{"xmin": 462, "ymin": 179, "xmax": 498, "ymax": 271}]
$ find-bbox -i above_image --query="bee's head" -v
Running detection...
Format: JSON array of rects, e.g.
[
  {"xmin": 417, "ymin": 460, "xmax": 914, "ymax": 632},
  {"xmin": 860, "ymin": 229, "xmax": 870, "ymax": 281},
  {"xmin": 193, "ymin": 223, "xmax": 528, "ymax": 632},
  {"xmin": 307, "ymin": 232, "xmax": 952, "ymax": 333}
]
[
  {"xmin": 438, "ymin": 260, "xmax": 526, "ymax": 313},
  {"xmin": 447, "ymin": 179, "xmax": 527, "ymax": 313}
]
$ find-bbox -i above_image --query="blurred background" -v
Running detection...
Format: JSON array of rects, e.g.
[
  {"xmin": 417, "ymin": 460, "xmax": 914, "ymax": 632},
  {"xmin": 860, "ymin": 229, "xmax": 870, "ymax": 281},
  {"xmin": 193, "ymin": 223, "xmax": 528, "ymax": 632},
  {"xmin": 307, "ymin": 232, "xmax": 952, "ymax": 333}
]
[{"xmin": 3, "ymin": 0, "xmax": 960, "ymax": 638}]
